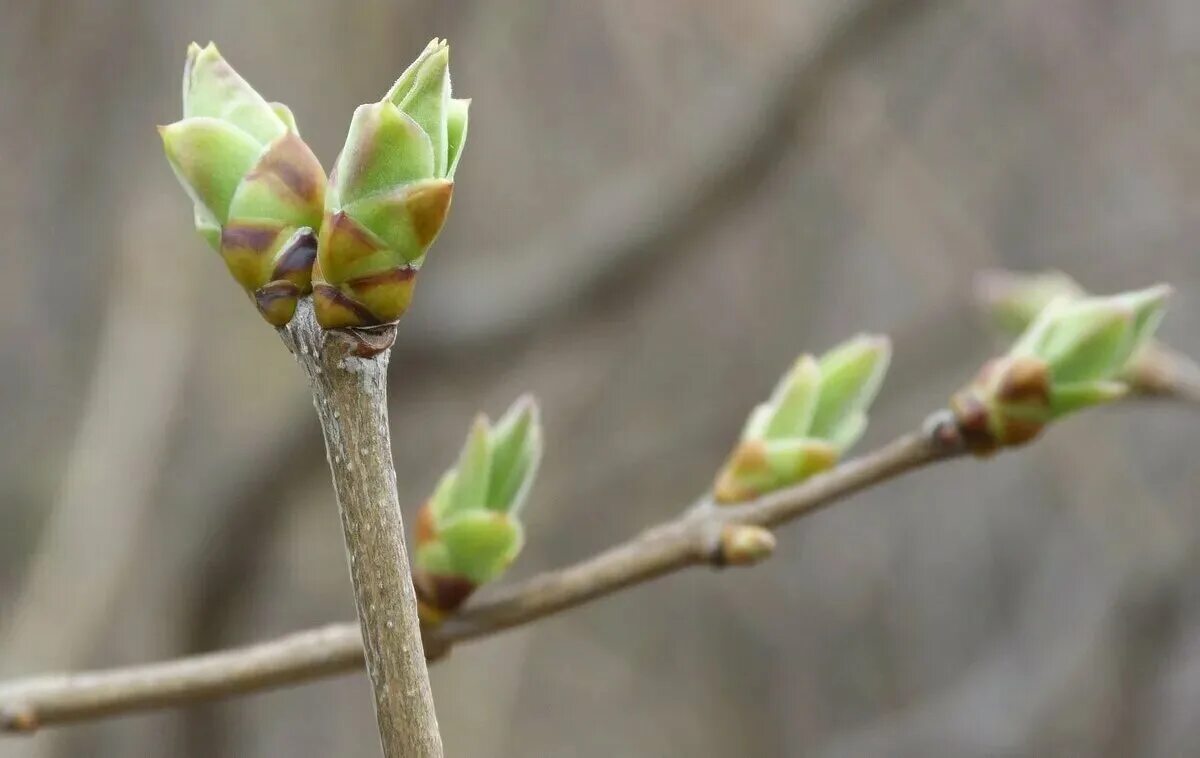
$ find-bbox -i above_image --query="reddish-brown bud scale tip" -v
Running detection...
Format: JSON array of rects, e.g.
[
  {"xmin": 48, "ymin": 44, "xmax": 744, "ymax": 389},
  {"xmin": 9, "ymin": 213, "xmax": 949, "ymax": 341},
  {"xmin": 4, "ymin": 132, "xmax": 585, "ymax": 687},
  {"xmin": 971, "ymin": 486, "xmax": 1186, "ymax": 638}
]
[
  {"xmin": 254, "ymin": 281, "xmax": 301, "ymax": 327},
  {"xmin": 1001, "ymin": 418, "xmax": 1044, "ymax": 448},
  {"xmin": 995, "ymin": 355, "xmax": 1051, "ymax": 404},
  {"xmin": 270, "ymin": 230, "xmax": 318, "ymax": 287},
  {"xmin": 312, "ymin": 283, "xmax": 381, "ymax": 329},
  {"xmin": 220, "ymin": 221, "xmax": 292, "ymax": 292},
  {"xmin": 318, "ymin": 210, "xmax": 388, "ymax": 281},
  {"xmin": 949, "ymin": 390, "xmax": 1000, "ymax": 456},
  {"xmin": 246, "ymin": 132, "xmax": 325, "ymax": 206},
  {"xmin": 343, "ymin": 266, "xmax": 418, "ymax": 324},
  {"xmin": 413, "ymin": 570, "xmax": 478, "ymax": 619},
  {"xmin": 415, "ymin": 502, "xmax": 438, "ymax": 547},
  {"xmin": 407, "ymin": 180, "xmax": 454, "ymax": 247}
]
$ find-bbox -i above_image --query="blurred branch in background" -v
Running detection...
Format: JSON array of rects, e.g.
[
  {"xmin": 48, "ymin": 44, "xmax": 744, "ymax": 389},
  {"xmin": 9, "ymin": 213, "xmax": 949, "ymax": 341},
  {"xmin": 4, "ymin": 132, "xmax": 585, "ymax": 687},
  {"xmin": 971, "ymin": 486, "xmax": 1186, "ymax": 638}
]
[
  {"xmin": 0, "ymin": 201, "xmax": 196, "ymax": 749},
  {"xmin": 816, "ymin": 422, "xmax": 1192, "ymax": 758},
  {"xmin": 0, "ymin": 219, "xmax": 195, "ymax": 673}
]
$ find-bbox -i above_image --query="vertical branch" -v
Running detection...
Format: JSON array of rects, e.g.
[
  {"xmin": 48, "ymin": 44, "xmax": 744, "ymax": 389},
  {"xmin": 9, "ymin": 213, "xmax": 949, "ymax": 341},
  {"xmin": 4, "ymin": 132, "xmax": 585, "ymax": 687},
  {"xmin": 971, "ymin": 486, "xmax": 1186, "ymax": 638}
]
[{"xmin": 279, "ymin": 300, "xmax": 442, "ymax": 758}]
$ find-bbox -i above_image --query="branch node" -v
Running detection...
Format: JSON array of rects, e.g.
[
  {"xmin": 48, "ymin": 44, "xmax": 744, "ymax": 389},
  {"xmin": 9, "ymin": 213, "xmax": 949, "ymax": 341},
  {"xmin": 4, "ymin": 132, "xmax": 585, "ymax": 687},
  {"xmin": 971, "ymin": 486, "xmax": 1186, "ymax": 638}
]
[
  {"xmin": 329, "ymin": 323, "xmax": 399, "ymax": 359},
  {"xmin": 922, "ymin": 408, "xmax": 967, "ymax": 455}
]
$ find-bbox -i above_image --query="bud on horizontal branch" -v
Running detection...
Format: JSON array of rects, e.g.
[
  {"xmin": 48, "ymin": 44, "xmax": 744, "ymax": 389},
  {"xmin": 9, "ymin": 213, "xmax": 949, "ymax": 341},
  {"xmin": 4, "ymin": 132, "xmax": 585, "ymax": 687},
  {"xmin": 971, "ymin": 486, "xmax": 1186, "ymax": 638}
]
[
  {"xmin": 314, "ymin": 38, "xmax": 470, "ymax": 329},
  {"xmin": 717, "ymin": 524, "xmax": 776, "ymax": 566},
  {"xmin": 414, "ymin": 396, "xmax": 542, "ymax": 621},
  {"xmin": 952, "ymin": 284, "xmax": 1171, "ymax": 454},
  {"xmin": 715, "ymin": 335, "xmax": 891, "ymax": 504},
  {"xmin": 974, "ymin": 269, "xmax": 1195, "ymax": 399},
  {"xmin": 160, "ymin": 43, "xmax": 326, "ymax": 326}
]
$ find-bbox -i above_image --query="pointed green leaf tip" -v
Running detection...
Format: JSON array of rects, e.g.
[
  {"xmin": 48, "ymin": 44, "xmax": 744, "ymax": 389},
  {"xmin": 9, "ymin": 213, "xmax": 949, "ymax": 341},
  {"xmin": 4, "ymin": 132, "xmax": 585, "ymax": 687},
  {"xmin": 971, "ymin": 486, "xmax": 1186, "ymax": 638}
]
[
  {"xmin": 716, "ymin": 335, "xmax": 891, "ymax": 503},
  {"xmin": 952, "ymin": 283, "xmax": 1171, "ymax": 454},
  {"xmin": 161, "ymin": 42, "xmax": 326, "ymax": 327},
  {"xmin": 810, "ymin": 334, "xmax": 891, "ymax": 446},
  {"xmin": 1015, "ymin": 285, "xmax": 1171, "ymax": 386},
  {"xmin": 415, "ymin": 396, "xmax": 542, "ymax": 617},
  {"xmin": 182, "ymin": 42, "xmax": 288, "ymax": 146},
  {"xmin": 315, "ymin": 38, "xmax": 469, "ymax": 329}
]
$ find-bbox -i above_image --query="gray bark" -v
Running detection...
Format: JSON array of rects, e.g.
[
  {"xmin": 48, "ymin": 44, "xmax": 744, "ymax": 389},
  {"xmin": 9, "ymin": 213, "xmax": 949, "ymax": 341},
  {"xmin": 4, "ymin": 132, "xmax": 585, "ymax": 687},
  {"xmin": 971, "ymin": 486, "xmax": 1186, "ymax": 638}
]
[{"xmin": 279, "ymin": 300, "xmax": 442, "ymax": 758}]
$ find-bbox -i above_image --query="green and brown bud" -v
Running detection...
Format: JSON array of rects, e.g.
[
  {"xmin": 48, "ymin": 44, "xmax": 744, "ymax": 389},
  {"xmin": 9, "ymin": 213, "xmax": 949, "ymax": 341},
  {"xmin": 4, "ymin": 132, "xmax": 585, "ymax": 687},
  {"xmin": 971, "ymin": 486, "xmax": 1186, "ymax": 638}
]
[
  {"xmin": 952, "ymin": 284, "xmax": 1171, "ymax": 454},
  {"xmin": 715, "ymin": 335, "xmax": 891, "ymax": 503},
  {"xmin": 160, "ymin": 43, "xmax": 326, "ymax": 326},
  {"xmin": 414, "ymin": 395, "xmax": 541, "ymax": 622},
  {"xmin": 314, "ymin": 38, "xmax": 469, "ymax": 329}
]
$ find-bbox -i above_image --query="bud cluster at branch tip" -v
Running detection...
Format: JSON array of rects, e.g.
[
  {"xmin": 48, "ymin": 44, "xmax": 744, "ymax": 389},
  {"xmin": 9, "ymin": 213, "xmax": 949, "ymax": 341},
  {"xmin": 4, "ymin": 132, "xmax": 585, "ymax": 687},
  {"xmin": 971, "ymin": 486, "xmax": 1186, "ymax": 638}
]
[
  {"xmin": 160, "ymin": 43, "xmax": 326, "ymax": 326},
  {"xmin": 715, "ymin": 335, "xmax": 892, "ymax": 504},
  {"xmin": 414, "ymin": 396, "xmax": 542, "ymax": 622},
  {"xmin": 951, "ymin": 284, "xmax": 1171, "ymax": 454},
  {"xmin": 314, "ymin": 38, "xmax": 469, "ymax": 329}
]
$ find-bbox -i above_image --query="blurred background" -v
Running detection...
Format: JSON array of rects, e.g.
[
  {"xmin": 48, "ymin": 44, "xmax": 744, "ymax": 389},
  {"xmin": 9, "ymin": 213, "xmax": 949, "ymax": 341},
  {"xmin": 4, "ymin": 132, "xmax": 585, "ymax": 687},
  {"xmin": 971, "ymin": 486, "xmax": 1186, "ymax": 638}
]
[{"xmin": 1, "ymin": 0, "xmax": 1199, "ymax": 755}]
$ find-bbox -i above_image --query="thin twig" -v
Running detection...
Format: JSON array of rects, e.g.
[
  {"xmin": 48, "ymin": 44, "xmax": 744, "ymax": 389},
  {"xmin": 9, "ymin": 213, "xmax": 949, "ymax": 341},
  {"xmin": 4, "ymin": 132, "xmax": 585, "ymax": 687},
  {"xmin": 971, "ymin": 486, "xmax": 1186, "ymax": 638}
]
[
  {"xmin": 0, "ymin": 414, "xmax": 964, "ymax": 733},
  {"xmin": 277, "ymin": 301, "xmax": 442, "ymax": 758}
]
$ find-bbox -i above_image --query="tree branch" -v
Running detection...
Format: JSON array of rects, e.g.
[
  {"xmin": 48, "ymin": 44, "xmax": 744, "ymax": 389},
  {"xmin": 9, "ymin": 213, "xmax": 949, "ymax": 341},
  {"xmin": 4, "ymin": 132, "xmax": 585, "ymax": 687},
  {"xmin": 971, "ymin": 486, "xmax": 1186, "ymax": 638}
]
[
  {"xmin": 3, "ymin": 337, "xmax": 1195, "ymax": 734},
  {"xmin": 0, "ymin": 412, "xmax": 965, "ymax": 733},
  {"xmin": 276, "ymin": 301, "xmax": 442, "ymax": 758}
]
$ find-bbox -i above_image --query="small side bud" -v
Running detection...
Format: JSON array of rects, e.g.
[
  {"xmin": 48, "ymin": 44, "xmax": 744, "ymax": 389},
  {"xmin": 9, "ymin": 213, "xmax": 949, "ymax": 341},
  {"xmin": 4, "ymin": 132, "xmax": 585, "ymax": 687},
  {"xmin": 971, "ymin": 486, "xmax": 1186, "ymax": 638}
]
[
  {"xmin": 714, "ymin": 335, "xmax": 891, "ymax": 503},
  {"xmin": 952, "ymin": 284, "xmax": 1171, "ymax": 454},
  {"xmin": 717, "ymin": 524, "xmax": 776, "ymax": 567},
  {"xmin": 414, "ymin": 396, "xmax": 543, "ymax": 620},
  {"xmin": 976, "ymin": 272, "xmax": 1187, "ymax": 399}
]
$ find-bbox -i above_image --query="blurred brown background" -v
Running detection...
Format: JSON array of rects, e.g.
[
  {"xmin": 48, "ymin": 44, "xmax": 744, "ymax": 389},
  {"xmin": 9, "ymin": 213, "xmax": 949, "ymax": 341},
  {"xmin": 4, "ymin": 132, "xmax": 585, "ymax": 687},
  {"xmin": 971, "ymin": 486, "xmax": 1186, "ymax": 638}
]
[{"xmin": 2, "ymin": 0, "xmax": 1199, "ymax": 755}]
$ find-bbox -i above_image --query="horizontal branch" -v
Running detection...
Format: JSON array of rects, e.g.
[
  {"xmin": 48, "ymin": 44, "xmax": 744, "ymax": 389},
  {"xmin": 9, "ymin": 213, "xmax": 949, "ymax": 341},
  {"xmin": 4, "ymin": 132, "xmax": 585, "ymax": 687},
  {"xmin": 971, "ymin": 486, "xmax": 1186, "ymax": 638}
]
[
  {"xmin": 0, "ymin": 625, "xmax": 363, "ymax": 733},
  {"xmin": 4, "ymin": 332, "xmax": 1196, "ymax": 734},
  {"xmin": 0, "ymin": 414, "xmax": 966, "ymax": 733}
]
